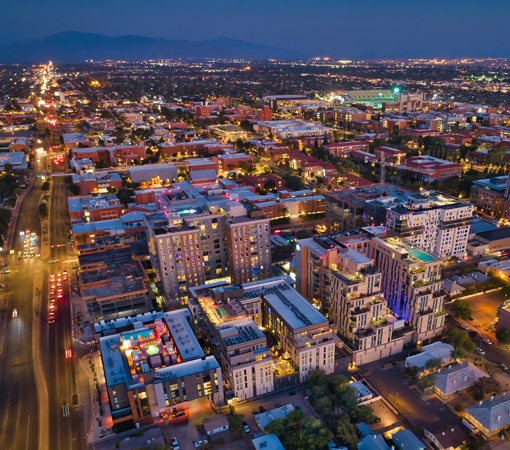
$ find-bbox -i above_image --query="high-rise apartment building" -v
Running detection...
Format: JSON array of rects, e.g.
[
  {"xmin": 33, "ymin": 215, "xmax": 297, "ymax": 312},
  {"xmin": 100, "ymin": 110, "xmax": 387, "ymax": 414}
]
[
  {"xmin": 296, "ymin": 232, "xmax": 411, "ymax": 367},
  {"xmin": 384, "ymin": 191, "xmax": 473, "ymax": 258},
  {"xmin": 145, "ymin": 194, "xmax": 271, "ymax": 304},
  {"xmin": 295, "ymin": 227, "xmax": 391, "ymax": 314},
  {"xmin": 371, "ymin": 236, "xmax": 446, "ymax": 344},
  {"xmin": 145, "ymin": 212, "xmax": 206, "ymax": 305},
  {"xmin": 225, "ymin": 205, "xmax": 271, "ymax": 284}
]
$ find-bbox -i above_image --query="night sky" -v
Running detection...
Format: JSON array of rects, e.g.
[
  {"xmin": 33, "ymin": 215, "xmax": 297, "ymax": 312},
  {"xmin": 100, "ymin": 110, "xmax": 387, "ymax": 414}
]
[{"xmin": 2, "ymin": 0, "xmax": 509, "ymax": 58}]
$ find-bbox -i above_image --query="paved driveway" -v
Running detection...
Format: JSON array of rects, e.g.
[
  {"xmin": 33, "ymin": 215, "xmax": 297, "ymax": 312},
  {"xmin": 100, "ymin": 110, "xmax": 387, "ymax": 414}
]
[{"xmin": 365, "ymin": 366, "xmax": 459, "ymax": 429}]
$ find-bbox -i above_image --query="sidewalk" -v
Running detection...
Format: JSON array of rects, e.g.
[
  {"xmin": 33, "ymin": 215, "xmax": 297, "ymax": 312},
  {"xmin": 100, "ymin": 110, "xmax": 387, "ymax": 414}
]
[
  {"xmin": 79, "ymin": 351, "xmax": 114, "ymax": 444},
  {"xmin": 70, "ymin": 289, "xmax": 95, "ymax": 345}
]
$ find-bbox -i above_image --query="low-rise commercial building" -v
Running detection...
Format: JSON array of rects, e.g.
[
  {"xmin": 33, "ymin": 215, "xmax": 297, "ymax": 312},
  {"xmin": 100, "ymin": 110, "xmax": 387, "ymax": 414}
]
[
  {"xmin": 71, "ymin": 171, "xmax": 123, "ymax": 194},
  {"xmin": 68, "ymin": 194, "xmax": 123, "ymax": 223}
]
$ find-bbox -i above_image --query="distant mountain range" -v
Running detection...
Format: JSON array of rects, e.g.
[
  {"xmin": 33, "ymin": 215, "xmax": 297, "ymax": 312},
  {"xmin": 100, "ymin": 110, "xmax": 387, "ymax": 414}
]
[{"xmin": 0, "ymin": 32, "xmax": 305, "ymax": 62}]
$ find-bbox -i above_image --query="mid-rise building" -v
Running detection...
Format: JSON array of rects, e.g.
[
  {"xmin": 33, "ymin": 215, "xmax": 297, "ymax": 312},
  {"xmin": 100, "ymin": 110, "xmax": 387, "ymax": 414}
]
[
  {"xmin": 295, "ymin": 231, "xmax": 411, "ymax": 366},
  {"xmin": 225, "ymin": 204, "xmax": 271, "ymax": 284},
  {"xmin": 78, "ymin": 243, "xmax": 152, "ymax": 319},
  {"xmin": 188, "ymin": 283, "xmax": 274, "ymax": 400},
  {"xmin": 94, "ymin": 310, "xmax": 224, "ymax": 431},
  {"xmin": 470, "ymin": 175, "xmax": 507, "ymax": 217},
  {"xmin": 189, "ymin": 277, "xmax": 339, "ymax": 387},
  {"xmin": 371, "ymin": 236, "xmax": 446, "ymax": 344},
  {"xmin": 145, "ymin": 188, "xmax": 271, "ymax": 304},
  {"xmin": 385, "ymin": 191, "xmax": 473, "ymax": 258}
]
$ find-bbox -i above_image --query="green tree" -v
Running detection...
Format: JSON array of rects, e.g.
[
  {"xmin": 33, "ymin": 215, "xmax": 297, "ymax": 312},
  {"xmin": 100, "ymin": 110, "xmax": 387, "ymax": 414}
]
[
  {"xmin": 314, "ymin": 395, "xmax": 333, "ymax": 418},
  {"xmin": 445, "ymin": 328, "xmax": 476, "ymax": 352},
  {"xmin": 334, "ymin": 415, "xmax": 358, "ymax": 450},
  {"xmin": 39, "ymin": 203, "xmax": 48, "ymax": 217},
  {"xmin": 41, "ymin": 181, "xmax": 51, "ymax": 191},
  {"xmin": 336, "ymin": 385, "xmax": 357, "ymax": 413},
  {"xmin": 451, "ymin": 347, "xmax": 467, "ymax": 361},
  {"xmin": 496, "ymin": 327, "xmax": 510, "ymax": 344},
  {"xmin": 350, "ymin": 406, "xmax": 375, "ymax": 424},
  {"xmin": 117, "ymin": 188, "xmax": 135, "ymax": 207},
  {"xmin": 450, "ymin": 299, "xmax": 472, "ymax": 320},
  {"xmin": 471, "ymin": 377, "xmax": 501, "ymax": 401},
  {"xmin": 227, "ymin": 408, "xmax": 245, "ymax": 440},
  {"xmin": 417, "ymin": 374, "xmax": 436, "ymax": 392},
  {"xmin": 425, "ymin": 357, "xmax": 443, "ymax": 371},
  {"xmin": 464, "ymin": 435, "xmax": 485, "ymax": 450}
]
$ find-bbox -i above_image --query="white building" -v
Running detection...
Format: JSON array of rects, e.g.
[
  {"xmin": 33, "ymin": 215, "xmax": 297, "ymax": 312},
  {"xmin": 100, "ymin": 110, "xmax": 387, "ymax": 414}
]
[{"xmin": 385, "ymin": 191, "xmax": 473, "ymax": 258}]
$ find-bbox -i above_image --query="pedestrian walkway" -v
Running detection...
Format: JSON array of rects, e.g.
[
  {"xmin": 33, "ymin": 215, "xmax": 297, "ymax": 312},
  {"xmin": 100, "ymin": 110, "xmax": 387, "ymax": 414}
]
[
  {"xmin": 70, "ymin": 290, "xmax": 94, "ymax": 345},
  {"xmin": 79, "ymin": 351, "xmax": 114, "ymax": 443}
]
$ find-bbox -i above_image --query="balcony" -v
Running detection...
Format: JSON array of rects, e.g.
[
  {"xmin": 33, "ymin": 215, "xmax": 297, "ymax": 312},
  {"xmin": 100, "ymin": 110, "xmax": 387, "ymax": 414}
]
[
  {"xmin": 412, "ymin": 279, "xmax": 435, "ymax": 289},
  {"xmin": 351, "ymin": 306, "xmax": 370, "ymax": 316},
  {"xmin": 370, "ymin": 317, "xmax": 389, "ymax": 328},
  {"xmin": 410, "ymin": 266, "xmax": 426, "ymax": 275},
  {"xmin": 440, "ymin": 217, "xmax": 473, "ymax": 229},
  {"xmin": 434, "ymin": 308, "xmax": 447, "ymax": 317}
]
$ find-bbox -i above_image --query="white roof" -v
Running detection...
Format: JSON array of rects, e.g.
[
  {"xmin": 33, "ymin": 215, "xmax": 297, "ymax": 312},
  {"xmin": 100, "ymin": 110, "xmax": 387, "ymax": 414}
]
[
  {"xmin": 252, "ymin": 434, "xmax": 285, "ymax": 450},
  {"xmin": 433, "ymin": 362, "xmax": 487, "ymax": 396},
  {"xmin": 254, "ymin": 404, "xmax": 295, "ymax": 431},
  {"xmin": 466, "ymin": 392, "xmax": 510, "ymax": 432},
  {"xmin": 405, "ymin": 342, "xmax": 454, "ymax": 368}
]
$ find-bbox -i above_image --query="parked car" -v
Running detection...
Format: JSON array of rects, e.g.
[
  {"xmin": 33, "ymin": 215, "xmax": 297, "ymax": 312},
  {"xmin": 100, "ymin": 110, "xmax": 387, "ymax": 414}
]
[
  {"xmin": 482, "ymin": 339, "xmax": 493, "ymax": 345},
  {"xmin": 170, "ymin": 437, "xmax": 180, "ymax": 449},
  {"xmin": 499, "ymin": 363, "xmax": 508, "ymax": 371},
  {"xmin": 460, "ymin": 324, "xmax": 469, "ymax": 330},
  {"xmin": 193, "ymin": 440, "xmax": 208, "ymax": 448},
  {"xmin": 476, "ymin": 347, "xmax": 485, "ymax": 356},
  {"xmin": 243, "ymin": 422, "xmax": 250, "ymax": 433}
]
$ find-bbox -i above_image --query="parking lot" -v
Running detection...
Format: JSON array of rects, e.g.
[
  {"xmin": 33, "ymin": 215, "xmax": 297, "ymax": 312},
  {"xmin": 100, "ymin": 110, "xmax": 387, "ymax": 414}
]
[{"xmin": 161, "ymin": 389, "xmax": 320, "ymax": 450}]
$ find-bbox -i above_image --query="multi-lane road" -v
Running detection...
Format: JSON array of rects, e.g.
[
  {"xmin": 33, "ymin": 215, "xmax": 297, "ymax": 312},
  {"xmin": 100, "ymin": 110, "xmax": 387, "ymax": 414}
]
[{"xmin": 0, "ymin": 98, "xmax": 89, "ymax": 449}]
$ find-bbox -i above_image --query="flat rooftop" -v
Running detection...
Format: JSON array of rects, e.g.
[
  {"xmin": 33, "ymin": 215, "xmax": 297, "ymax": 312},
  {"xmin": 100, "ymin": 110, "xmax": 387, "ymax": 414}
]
[
  {"xmin": 243, "ymin": 279, "xmax": 328, "ymax": 330},
  {"xmin": 153, "ymin": 355, "xmax": 219, "ymax": 383},
  {"xmin": 217, "ymin": 319, "xmax": 265, "ymax": 347},
  {"xmin": 378, "ymin": 237, "xmax": 439, "ymax": 263}
]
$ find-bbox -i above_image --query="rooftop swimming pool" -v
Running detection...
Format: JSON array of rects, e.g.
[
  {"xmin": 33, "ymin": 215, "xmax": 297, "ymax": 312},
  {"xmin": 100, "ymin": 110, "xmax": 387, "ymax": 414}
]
[
  {"xmin": 217, "ymin": 307, "xmax": 228, "ymax": 318},
  {"xmin": 408, "ymin": 248, "xmax": 435, "ymax": 262}
]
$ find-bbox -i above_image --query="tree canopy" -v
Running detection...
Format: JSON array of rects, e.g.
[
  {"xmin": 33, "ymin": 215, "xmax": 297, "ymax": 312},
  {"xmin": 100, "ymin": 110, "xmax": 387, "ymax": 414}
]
[
  {"xmin": 445, "ymin": 328, "xmax": 476, "ymax": 352},
  {"xmin": 450, "ymin": 299, "xmax": 472, "ymax": 320}
]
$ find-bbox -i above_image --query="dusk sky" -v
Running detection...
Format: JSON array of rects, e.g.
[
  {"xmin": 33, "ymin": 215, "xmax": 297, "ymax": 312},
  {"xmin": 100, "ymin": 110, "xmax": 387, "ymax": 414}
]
[{"xmin": 2, "ymin": 0, "xmax": 510, "ymax": 57}]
